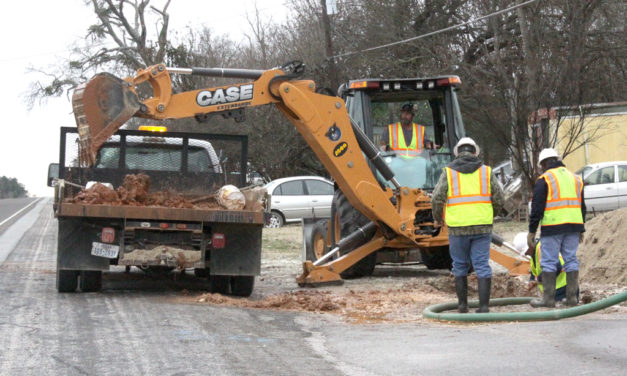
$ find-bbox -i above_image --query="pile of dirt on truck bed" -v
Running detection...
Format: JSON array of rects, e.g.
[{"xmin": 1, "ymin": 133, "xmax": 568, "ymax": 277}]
[
  {"xmin": 67, "ymin": 173, "xmax": 222, "ymax": 209},
  {"xmin": 579, "ymin": 208, "xmax": 627, "ymax": 284}
]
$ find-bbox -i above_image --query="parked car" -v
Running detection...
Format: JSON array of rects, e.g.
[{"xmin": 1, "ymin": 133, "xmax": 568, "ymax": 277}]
[
  {"xmin": 264, "ymin": 176, "xmax": 334, "ymax": 227},
  {"xmin": 576, "ymin": 161, "xmax": 627, "ymax": 212}
]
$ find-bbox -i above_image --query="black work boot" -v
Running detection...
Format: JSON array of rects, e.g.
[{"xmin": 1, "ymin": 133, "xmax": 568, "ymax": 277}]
[
  {"xmin": 565, "ymin": 270, "xmax": 579, "ymax": 306},
  {"xmin": 454, "ymin": 276, "xmax": 468, "ymax": 313},
  {"xmin": 530, "ymin": 271, "xmax": 556, "ymax": 308},
  {"xmin": 476, "ymin": 278, "xmax": 491, "ymax": 313}
]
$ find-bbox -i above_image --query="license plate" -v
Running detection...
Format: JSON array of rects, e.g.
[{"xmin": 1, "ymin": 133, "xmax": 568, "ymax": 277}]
[{"xmin": 91, "ymin": 242, "xmax": 119, "ymax": 259}]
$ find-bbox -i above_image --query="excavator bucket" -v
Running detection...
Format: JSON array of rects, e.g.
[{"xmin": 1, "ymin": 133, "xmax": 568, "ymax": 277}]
[{"xmin": 72, "ymin": 73, "xmax": 141, "ymax": 166}]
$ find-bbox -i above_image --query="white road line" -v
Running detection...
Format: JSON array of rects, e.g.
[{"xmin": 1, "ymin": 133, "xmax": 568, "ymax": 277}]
[{"xmin": 0, "ymin": 198, "xmax": 42, "ymax": 227}]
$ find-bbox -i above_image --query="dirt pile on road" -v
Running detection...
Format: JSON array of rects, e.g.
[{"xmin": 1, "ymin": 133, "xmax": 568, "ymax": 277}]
[
  {"xmin": 579, "ymin": 208, "xmax": 627, "ymax": 284},
  {"xmin": 67, "ymin": 173, "xmax": 221, "ymax": 209}
]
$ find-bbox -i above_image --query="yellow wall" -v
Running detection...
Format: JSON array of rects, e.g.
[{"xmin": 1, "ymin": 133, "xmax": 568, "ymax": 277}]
[{"xmin": 554, "ymin": 112, "xmax": 627, "ymax": 172}]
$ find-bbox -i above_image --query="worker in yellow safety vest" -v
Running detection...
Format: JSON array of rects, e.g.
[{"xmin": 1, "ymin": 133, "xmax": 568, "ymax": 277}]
[
  {"xmin": 527, "ymin": 148, "xmax": 586, "ymax": 308},
  {"xmin": 431, "ymin": 137, "xmax": 505, "ymax": 313},
  {"xmin": 379, "ymin": 103, "xmax": 432, "ymax": 157},
  {"xmin": 513, "ymin": 232, "xmax": 577, "ymax": 303}
]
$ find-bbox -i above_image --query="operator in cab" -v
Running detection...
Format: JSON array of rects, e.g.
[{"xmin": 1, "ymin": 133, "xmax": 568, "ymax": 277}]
[
  {"xmin": 431, "ymin": 137, "xmax": 505, "ymax": 313},
  {"xmin": 380, "ymin": 103, "xmax": 434, "ymax": 156}
]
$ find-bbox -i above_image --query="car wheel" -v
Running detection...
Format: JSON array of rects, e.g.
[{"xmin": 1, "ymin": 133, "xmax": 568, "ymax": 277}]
[{"xmin": 266, "ymin": 210, "xmax": 285, "ymax": 228}]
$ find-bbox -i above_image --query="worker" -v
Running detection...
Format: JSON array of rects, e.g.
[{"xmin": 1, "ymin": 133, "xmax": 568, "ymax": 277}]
[
  {"xmin": 527, "ymin": 148, "xmax": 585, "ymax": 308},
  {"xmin": 431, "ymin": 137, "xmax": 505, "ymax": 313},
  {"xmin": 513, "ymin": 232, "xmax": 577, "ymax": 303},
  {"xmin": 380, "ymin": 103, "xmax": 432, "ymax": 156}
]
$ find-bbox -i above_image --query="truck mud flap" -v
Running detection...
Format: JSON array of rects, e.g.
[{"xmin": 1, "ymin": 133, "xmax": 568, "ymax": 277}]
[
  {"xmin": 57, "ymin": 218, "xmax": 110, "ymax": 271},
  {"xmin": 210, "ymin": 224, "xmax": 262, "ymax": 276}
]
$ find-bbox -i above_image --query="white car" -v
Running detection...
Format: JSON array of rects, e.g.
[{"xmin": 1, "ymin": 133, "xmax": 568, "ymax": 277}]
[
  {"xmin": 264, "ymin": 176, "xmax": 334, "ymax": 227},
  {"xmin": 576, "ymin": 161, "xmax": 627, "ymax": 212}
]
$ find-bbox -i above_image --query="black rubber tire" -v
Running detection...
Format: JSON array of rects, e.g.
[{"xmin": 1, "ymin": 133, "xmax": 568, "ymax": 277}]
[
  {"xmin": 231, "ymin": 276, "xmax": 255, "ymax": 297},
  {"xmin": 79, "ymin": 271, "xmax": 102, "ymax": 292},
  {"xmin": 210, "ymin": 275, "xmax": 230, "ymax": 294},
  {"xmin": 334, "ymin": 189, "xmax": 377, "ymax": 278},
  {"xmin": 420, "ymin": 246, "xmax": 453, "ymax": 270},
  {"xmin": 56, "ymin": 269, "xmax": 79, "ymax": 293},
  {"xmin": 194, "ymin": 268, "xmax": 210, "ymax": 278},
  {"xmin": 305, "ymin": 220, "xmax": 329, "ymax": 262},
  {"xmin": 266, "ymin": 210, "xmax": 285, "ymax": 228}
]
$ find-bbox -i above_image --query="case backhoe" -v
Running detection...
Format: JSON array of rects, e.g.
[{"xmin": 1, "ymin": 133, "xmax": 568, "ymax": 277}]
[{"xmin": 71, "ymin": 61, "xmax": 529, "ymax": 287}]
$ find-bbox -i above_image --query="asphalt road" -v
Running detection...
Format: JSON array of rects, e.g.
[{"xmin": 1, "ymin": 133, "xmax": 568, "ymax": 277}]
[{"xmin": 0, "ymin": 199, "xmax": 625, "ymax": 375}]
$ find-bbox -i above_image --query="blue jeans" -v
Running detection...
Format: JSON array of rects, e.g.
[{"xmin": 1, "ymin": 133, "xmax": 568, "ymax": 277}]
[
  {"xmin": 449, "ymin": 233, "xmax": 492, "ymax": 278},
  {"xmin": 540, "ymin": 232, "xmax": 580, "ymax": 272}
]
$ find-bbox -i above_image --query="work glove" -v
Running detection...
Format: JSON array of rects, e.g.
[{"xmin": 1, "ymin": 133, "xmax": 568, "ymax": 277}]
[
  {"xmin": 579, "ymin": 232, "xmax": 584, "ymax": 243},
  {"xmin": 527, "ymin": 232, "xmax": 536, "ymax": 249}
]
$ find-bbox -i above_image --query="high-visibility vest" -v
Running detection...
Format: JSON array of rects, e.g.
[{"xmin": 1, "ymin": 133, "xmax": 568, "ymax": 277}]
[
  {"xmin": 539, "ymin": 167, "xmax": 584, "ymax": 227},
  {"xmin": 529, "ymin": 241, "xmax": 567, "ymax": 293},
  {"xmin": 444, "ymin": 165, "xmax": 493, "ymax": 227},
  {"xmin": 388, "ymin": 122, "xmax": 424, "ymax": 157}
]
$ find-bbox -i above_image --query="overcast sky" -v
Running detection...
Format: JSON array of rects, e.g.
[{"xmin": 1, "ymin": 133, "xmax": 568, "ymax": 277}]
[{"xmin": 0, "ymin": 0, "xmax": 289, "ymax": 197}]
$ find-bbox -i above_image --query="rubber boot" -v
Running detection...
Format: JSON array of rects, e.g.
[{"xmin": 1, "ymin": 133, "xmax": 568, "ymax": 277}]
[
  {"xmin": 454, "ymin": 276, "xmax": 468, "ymax": 313},
  {"xmin": 476, "ymin": 278, "xmax": 491, "ymax": 313},
  {"xmin": 530, "ymin": 271, "xmax": 556, "ymax": 308},
  {"xmin": 565, "ymin": 270, "xmax": 579, "ymax": 307}
]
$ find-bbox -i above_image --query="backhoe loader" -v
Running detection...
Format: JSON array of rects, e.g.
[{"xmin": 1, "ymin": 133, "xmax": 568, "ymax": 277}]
[{"xmin": 70, "ymin": 61, "xmax": 529, "ymax": 288}]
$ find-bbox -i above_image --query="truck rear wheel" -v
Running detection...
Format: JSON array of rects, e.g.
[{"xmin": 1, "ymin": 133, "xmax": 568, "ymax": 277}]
[
  {"xmin": 231, "ymin": 276, "xmax": 255, "ymax": 297},
  {"xmin": 334, "ymin": 190, "xmax": 376, "ymax": 278},
  {"xmin": 210, "ymin": 275, "xmax": 230, "ymax": 294},
  {"xmin": 79, "ymin": 270, "xmax": 102, "ymax": 292},
  {"xmin": 56, "ymin": 269, "xmax": 79, "ymax": 293}
]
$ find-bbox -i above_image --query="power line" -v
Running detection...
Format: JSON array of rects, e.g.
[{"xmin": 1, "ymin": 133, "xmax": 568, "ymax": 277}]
[{"xmin": 331, "ymin": 0, "xmax": 539, "ymax": 59}]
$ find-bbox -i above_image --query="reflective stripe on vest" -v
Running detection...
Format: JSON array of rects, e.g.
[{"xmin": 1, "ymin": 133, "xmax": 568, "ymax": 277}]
[
  {"xmin": 388, "ymin": 122, "xmax": 424, "ymax": 157},
  {"xmin": 540, "ymin": 167, "xmax": 584, "ymax": 226},
  {"xmin": 529, "ymin": 241, "xmax": 567, "ymax": 293},
  {"xmin": 444, "ymin": 165, "xmax": 494, "ymax": 227}
]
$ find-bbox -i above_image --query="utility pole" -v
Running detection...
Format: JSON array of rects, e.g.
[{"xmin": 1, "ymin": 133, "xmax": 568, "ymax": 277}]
[{"xmin": 321, "ymin": 0, "xmax": 339, "ymax": 91}]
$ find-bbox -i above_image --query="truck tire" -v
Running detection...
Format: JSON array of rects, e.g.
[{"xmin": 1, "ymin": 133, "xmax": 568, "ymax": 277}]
[
  {"xmin": 57, "ymin": 269, "xmax": 79, "ymax": 293},
  {"xmin": 210, "ymin": 275, "xmax": 230, "ymax": 294},
  {"xmin": 194, "ymin": 268, "xmax": 209, "ymax": 278},
  {"xmin": 305, "ymin": 220, "xmax": 329, "ymax": 262},
  {"xmin": 79, "ymin": 270, "xmax": 102, "ymax": 292},
  {"xmin": 231, "ymin": 276, "xmax": 255, "ymax": 297},
  {"xmin": 334, "ymin": 190, "xmax": 376, "ymax": 278},
  {"xmin": 420, "ymin": 246, "xmax": 453, "ymax": 270}
]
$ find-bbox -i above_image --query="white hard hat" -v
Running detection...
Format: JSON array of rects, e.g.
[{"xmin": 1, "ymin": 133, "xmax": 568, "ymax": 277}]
[
  {"xmin": 537, "ymin": 148, "xmax": 559, "ymax": 167},
  {"xmin": 513, "ymin": 232, "xmax": 529, "ymax": 253},
  {"xmin": 454, "ymin": 137, "xmax": 480, "ymax": 156}
]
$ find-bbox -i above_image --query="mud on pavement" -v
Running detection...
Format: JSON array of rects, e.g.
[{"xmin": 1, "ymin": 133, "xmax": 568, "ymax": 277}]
[{"xmin": 173, "ymin": 220, "xmax": 626, "ymax": 324}]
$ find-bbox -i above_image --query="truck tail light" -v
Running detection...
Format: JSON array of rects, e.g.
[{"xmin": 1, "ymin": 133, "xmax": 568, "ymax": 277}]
[
  {"xmin": 212, "ymin": 233, "xmax": 226, "ymax": 249},
  {"xmin": 159, "ymin": 223, "xmax": 169, "ymax": 229},
  {"xmin": 101, "ymin": 227, "xmax": 115, "ymax": 243}
]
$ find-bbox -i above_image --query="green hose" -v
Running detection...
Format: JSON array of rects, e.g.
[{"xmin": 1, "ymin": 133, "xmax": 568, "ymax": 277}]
[{"xmin": 423, "ymin": 290, "xmax": 627, "ymax": 322}]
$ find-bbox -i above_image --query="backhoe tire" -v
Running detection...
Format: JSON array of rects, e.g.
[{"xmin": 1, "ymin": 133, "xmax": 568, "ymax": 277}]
[
  {"xmin": 420, "ymin": 246, "xmax": 453, "ymax": 270},
  {"xmin": 305, "ymin": 220, "xmax": 329, "ymax": 262},
  {"xmin": 334, "ymin": 189, "xmax": 376, "ymax": 279},
  {"xmin": 79, "ymin": 270, "xmax": 102, "ymax": 292},
  {"xmin": 56, "ymin": 269, "xmax": 79, "ymax": 293},
  {"xmin": 231, "ymin": 276, "xmax": 255, "ymax": 297}
]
